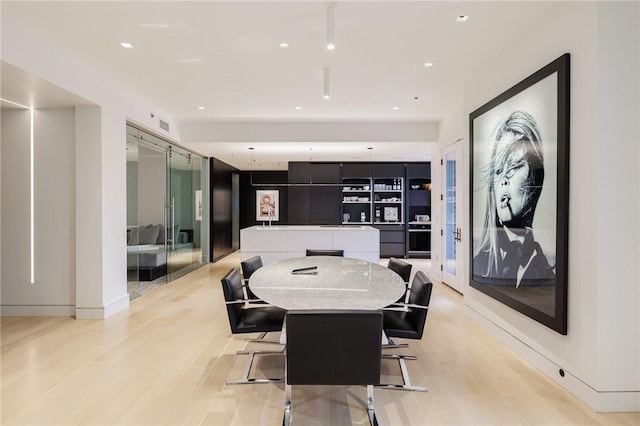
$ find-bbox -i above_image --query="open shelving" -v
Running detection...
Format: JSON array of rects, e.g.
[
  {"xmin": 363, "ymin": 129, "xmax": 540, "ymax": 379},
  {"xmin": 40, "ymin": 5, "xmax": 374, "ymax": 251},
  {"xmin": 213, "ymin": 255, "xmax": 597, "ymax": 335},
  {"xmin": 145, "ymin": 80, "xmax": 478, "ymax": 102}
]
[{"xmin": 341, "ymin": 178, "xmax": 372, "ymax": 224}]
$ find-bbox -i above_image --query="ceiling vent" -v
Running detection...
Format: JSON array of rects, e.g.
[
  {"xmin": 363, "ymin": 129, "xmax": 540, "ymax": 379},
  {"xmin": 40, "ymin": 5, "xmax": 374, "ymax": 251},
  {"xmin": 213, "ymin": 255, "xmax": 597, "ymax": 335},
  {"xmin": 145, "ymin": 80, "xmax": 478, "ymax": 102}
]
[{"xmin": 159, "ymin": 119, "xmax": 170, "ymax": 132}]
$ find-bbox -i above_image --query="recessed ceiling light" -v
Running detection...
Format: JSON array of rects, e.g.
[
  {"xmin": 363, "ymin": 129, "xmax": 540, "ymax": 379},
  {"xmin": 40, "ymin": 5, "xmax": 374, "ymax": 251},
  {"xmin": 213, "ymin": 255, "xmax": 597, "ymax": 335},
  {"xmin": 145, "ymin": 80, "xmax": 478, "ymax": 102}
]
[
  {"xmin": 392, "ymin": 107, "xmax": 400, "ymax": 110},
  {"xmin": 198, "ymin": 106, "xmax": 205, "ymax": 110},
  {"xmin": 120, "ymin": 42, "xmax": 133, "ymax": 48},
  {"xmin": 295, "ymin": 106, "xmax": 302, "ymax": 110},
  {"xmin": 424, "ymin": 62, "xmax": 434, "ymax": 68},
  {"xmin": 323, "ymin": 95, "xmax": 330, "ymax": 100},
  {"xmin": 456, "ymin": 15, "xmax": 469, "ymax": 22},
  {"xmin": 279, "ymin": 43, "xmax": 289, "ymax": 48}
]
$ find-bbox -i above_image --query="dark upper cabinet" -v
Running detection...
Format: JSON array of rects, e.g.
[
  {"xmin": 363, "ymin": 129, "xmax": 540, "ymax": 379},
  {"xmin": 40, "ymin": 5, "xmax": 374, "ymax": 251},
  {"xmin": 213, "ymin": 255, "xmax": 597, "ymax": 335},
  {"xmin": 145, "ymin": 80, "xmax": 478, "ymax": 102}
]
[
  {"xmin": 309, "ymin": 163, "xmax": 340, "ymax": 224},
  {"xmin": 373, "ymin": 162, "xmax": 406, "ymax": 178},
  {"xmin": 289, "ymin": 162, "xmax": 310, "ymax": 183},
  {"xmin": 310, "ymin": 163, "xmax": 340, "ymax": 183},
  {"xmin": 341, "ymin": 162, "xmax": 372, "ymax": 178},
  {"xmin": 407, "ymin": 162, "xmax": 431, "ymax": 181},
  {"xmin": 288, "ymin": 162, "xmax": 340, "ymax": 225},
  {"xmin": 288, "ymin": 162, "xmax": 309, "ymax": 224}
]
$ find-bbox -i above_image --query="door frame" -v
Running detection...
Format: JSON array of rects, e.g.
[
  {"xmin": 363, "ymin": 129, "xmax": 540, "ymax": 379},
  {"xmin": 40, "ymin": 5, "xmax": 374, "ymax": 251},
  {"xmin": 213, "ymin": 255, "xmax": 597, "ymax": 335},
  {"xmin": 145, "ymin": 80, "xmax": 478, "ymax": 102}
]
[{"xmin": 440, "ymin": 139, "xmax": 465, "ymax": 293}]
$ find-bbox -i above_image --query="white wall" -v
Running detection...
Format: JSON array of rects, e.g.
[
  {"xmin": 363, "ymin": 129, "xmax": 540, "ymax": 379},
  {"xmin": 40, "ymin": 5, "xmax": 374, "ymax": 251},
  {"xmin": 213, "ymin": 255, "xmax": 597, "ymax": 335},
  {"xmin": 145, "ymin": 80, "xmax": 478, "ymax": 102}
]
[
  {"xmin": 459, "ymin": 1, "xmax": 639, "ymax": 412},
  {"xmin": 1, "ymin": 108, "xmax": 76, "ymax": 315},
  {"xmin": 2, "ymin": 15, "xmax": 182, "ymax": 318},
  {"xmin": 595, "ymin": 0, "xmax": 640, "ymax": 397}
]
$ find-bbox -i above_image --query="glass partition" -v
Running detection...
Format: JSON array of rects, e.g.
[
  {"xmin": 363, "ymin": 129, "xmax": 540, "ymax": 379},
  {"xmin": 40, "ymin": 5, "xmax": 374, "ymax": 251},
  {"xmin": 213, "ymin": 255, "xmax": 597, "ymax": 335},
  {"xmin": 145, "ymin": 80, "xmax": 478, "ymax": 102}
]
[{"xmin": 126, "ymin": 124, "xmax": 208, "ymax": 298}]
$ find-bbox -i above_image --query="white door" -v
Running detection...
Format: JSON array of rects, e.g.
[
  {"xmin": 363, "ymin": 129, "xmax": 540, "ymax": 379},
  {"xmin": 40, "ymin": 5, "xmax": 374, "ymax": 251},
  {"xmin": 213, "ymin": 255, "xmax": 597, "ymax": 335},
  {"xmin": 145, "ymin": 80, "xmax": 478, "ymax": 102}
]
[{"xmin": 441, "ymin": 141, "xmax": 464, "ymax": 293}]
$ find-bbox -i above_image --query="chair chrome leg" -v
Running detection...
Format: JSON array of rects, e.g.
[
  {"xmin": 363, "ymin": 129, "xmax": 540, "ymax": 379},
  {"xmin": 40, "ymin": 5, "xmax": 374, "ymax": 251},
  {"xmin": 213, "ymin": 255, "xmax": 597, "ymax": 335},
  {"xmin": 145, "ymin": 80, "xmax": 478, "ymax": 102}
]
[
  {"xmin": 382, "ymin": 336, "xmax": 408, "ymax": 349},
  {"xmin": 226, "ymin": 349, "xmax": 284, "ymax": 385},
  {"xmin": 245, "ymin": 331, "xmax": 282, "ymax": 344},
  {"xmin": 366, "ymin": 385, "xmax": 379, "ymax": 426},
  {"xmin": 377, "ymin": 354, "xmax": 428, "ymax": 392},
  {"xmin": 282, "ymin": 384, "xmax": 292, "ymax": 426}
]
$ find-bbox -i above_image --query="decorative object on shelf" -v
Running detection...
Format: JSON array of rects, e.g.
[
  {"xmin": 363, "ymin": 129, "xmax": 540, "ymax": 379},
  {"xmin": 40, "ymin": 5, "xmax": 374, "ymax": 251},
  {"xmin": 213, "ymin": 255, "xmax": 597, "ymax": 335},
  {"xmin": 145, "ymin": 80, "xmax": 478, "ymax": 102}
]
[
  {"xmin": 410, "ymin": 184, "xmax": 420, "ymax": 190},
  {"xmin": 383, "ymin": 206, "xmax": 399, "ymax": 222},
  {"xmin": 470, "ymin": 53, "xmax": 569, "ymax": 335},
  {"xmin": 343, "ymin": 213, "xmax": 351, "ymax": 222}
]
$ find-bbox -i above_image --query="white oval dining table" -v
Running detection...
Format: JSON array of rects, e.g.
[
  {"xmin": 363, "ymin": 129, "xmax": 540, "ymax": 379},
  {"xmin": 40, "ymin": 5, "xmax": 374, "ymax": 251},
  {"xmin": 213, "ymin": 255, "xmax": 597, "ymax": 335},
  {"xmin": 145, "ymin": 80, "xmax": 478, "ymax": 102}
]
[{"xmin": 249, "ymin": 256, "xmax": 405, "ymax": 310}]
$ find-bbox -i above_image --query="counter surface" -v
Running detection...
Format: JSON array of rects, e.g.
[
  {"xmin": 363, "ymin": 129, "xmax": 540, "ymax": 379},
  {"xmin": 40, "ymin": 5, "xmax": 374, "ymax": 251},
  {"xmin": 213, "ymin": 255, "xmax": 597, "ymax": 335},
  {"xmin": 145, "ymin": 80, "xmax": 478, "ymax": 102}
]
[{"xmin": 240, "ymin": 225, "xmax": 380, "ymax": 264}]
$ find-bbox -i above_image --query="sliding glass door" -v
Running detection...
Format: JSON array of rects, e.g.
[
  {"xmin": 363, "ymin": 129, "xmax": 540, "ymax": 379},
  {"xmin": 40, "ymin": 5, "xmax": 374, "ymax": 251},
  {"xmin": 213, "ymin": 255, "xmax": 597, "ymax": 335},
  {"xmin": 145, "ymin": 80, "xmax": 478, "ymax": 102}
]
[
  {"xmin": 126, "ymin": 124, "xmax": 207, "ymax": 297},
  {"xmin": 168, "ymin": 144, "xmax": 205, "ymax": 281}
]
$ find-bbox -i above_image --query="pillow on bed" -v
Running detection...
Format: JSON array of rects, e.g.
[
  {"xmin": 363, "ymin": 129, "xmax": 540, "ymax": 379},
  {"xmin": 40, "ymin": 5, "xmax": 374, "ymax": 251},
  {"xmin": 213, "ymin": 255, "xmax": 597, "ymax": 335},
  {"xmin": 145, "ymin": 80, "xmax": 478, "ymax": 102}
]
[{"xmin": 138, "ymin": 225, "xmax": 160, "ymax": 245}]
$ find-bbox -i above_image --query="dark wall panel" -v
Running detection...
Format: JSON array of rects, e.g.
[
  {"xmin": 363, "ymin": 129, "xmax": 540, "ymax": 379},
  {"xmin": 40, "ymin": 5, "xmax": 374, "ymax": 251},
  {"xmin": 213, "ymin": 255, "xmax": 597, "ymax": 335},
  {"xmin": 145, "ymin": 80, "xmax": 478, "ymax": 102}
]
[
  {"xmin": 239, "ymin": 171, "xmax": 289, "ymax": 231},
  {"xmin": 210, "ymin": 158, "xmax": 237, "ymax": 262}
]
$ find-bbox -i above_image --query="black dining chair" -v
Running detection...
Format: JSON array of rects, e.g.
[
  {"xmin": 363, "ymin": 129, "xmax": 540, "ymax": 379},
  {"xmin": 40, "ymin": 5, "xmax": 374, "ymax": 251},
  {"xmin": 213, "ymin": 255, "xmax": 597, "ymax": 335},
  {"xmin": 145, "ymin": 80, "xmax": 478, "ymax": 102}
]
[
  {"xmin": 220, "ymin": 268, "xmax": 286, "ymax": 384},
  {"xmin": 378, "ymin": 270, "xmax": 432, "ymax": 392},
  {"xmin": 387, "ymin": 257, "xmax": 412, "ymax": 303},
  {"xmin": 305, "ymin": 249, "xmax": 344, "ymax": 257},
  {"xmin": 240, "ymin": 255, "xmax": 263, "ymax": 300},
  {"xmin": 284, "ymin": 310, "xmax": 382, "ymax": 426}
]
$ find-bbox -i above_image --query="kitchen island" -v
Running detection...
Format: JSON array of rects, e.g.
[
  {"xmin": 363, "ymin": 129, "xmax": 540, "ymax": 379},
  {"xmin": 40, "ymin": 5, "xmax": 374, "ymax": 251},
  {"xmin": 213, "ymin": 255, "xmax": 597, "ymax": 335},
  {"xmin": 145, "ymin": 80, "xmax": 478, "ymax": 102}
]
[{"xmin": 240, "ymin": 225, "xmax": 380, "ymax": 264}]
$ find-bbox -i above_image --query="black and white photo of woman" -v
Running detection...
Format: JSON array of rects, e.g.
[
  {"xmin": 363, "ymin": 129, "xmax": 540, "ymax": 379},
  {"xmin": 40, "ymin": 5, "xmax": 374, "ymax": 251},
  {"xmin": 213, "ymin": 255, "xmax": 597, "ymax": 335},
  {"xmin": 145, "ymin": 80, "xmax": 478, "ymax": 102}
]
[{"xmin": 473, "ymin": 111, "xmax": 555, "ymax": 288}]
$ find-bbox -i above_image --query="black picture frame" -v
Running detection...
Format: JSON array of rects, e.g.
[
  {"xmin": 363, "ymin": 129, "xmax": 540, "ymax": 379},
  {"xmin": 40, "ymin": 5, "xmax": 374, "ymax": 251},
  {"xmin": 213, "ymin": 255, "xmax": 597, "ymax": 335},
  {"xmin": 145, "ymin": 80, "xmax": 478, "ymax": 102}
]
[{"xmin": 469, "ymin": 54, "xmax": 569, "ymax": 335}]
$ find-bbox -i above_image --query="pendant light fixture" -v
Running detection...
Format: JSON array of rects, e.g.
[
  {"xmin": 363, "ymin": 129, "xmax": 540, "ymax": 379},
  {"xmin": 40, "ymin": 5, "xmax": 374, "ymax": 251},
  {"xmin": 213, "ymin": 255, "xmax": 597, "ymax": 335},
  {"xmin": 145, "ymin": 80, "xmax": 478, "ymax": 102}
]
[
  {"xmin": 325, "ymin": 3, "xmax": 337, "ymax": 50},
  {"xmin": 323, "ymin": 67, "xmax": 331, "ymax": 99}
]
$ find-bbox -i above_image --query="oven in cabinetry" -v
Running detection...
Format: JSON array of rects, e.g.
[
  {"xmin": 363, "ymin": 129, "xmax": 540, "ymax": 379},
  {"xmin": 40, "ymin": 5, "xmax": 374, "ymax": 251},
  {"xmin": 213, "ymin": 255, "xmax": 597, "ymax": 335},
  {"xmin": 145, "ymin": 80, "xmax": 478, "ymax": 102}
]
[{"xmin": 407, "ymin": 221, "xmax": 431, "ymax": 258}]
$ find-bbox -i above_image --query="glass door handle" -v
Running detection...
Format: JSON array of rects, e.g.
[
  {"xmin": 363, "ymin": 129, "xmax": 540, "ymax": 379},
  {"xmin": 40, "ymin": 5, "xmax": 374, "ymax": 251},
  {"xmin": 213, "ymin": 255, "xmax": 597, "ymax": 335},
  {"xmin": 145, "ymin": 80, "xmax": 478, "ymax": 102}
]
[
  {"xmin": 165, "ymin": 198, "xmax": 175, "ymax": 249},
  {"xmin": 170, "ymin": 197, "xmax": 175, "ymax": 250}
]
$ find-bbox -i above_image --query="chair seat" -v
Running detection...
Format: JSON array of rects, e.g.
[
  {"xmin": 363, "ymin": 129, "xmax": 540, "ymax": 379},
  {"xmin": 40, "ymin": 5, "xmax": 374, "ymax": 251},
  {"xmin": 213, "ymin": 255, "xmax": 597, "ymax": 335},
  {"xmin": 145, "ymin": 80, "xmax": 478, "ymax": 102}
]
[
  {"xmin": 235, "ymin": 306, "xmax": 286, "ymax": 334},
  {"xmin": 383, "ymin": 311, "xmax": 420, "ymax": 339}
]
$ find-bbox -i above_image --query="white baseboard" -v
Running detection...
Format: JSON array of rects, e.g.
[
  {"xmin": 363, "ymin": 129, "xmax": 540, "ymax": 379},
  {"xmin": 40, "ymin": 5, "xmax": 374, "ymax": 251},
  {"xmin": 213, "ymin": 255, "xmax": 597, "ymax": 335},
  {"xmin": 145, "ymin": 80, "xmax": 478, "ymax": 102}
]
[
  {"xmin": 104, "ymin": 294, "xmax": 130, "ymax": 318},
  {"xmin": 465, "ymin": 304, "xmax": 640, "ymax": 413},
  {"xmin": 0, "ymin": 304, "xmax": 75, "ymax": 316},
  {"xmin": 76, "ymin": 294, "xmax": 129, "ymax": 320}
]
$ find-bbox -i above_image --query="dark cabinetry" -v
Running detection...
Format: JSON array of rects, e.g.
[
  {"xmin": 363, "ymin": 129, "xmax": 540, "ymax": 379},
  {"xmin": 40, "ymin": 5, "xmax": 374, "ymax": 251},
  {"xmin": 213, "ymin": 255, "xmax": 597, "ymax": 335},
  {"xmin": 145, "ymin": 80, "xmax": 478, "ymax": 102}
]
[
  {"xmin": 288, "ymin": 161, "xmax": 430, "ymax": 258},
  {"xmin": 371, "ymin": 163, "xmax": 405, "ymax": 257},
  {"xmin": 288, "ymin": 162, "xmax": 310, "ymax": 225},
  {"xmin": 288, "ymin": 162, "xmax": 340, "ymax": 225},
  {"xmin": 406, "ymin": 162, "xmax": 431, "ymax": 258},
  {"xmin": 309, "ymin": 163, "xmax": 341, "ymax": 225}
]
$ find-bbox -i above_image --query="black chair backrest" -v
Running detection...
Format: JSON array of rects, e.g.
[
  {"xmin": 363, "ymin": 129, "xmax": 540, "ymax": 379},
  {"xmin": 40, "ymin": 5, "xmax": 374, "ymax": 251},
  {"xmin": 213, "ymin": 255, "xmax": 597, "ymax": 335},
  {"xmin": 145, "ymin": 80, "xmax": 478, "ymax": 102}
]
[
  {"xmin": 387, "ymin": 257, "xmax": 412, "ymax": 283},
  {"xmin": 406, "ymin": 271, "xmax": 433, "ymax": 339},
  {"xmin": 286, "ymin": 310, "xmax": 382, "ymax": 386},
  {"xmin": 240, "ymin": 255, "xmax": 263, "ymax": 279},
  {"xmin": 305, "ymin": 249, "xmax": 344, "ymax": 257},
  {"xmin": 221, "ymin": 268, "xmax": 244, "ymax": 333}
]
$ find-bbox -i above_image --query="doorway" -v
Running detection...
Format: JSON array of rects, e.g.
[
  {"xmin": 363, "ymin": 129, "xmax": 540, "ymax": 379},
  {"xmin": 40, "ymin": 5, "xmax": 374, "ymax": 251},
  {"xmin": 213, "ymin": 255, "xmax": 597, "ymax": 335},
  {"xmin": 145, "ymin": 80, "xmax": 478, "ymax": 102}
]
[{"xmin": 441, "ymin": 140, "xmax": 464, "ymax": 293}]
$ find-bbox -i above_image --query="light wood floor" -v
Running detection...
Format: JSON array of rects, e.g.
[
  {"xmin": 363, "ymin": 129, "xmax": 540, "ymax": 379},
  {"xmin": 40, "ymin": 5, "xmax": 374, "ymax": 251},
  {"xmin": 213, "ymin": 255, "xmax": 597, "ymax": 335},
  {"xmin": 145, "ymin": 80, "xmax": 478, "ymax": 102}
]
[{"xmin": 2, "ymin": 252, "xmax": 638, "ymax": 425}]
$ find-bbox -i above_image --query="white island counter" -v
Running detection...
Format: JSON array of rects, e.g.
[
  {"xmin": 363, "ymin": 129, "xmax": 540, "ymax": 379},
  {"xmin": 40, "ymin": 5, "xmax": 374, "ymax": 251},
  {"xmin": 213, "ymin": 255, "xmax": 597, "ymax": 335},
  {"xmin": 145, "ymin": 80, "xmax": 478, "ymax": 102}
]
[{"xmin": 240, "ymin": 225, "xmax": 380, "ymax": 264}]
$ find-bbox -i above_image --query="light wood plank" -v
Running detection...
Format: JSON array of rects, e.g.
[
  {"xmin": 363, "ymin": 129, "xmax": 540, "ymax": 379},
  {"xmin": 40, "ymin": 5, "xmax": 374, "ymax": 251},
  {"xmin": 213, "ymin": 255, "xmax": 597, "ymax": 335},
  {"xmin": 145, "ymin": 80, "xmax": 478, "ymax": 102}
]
[{"xmin": 1, "ymin": 252, "xmax": 638, "ymax": 425}]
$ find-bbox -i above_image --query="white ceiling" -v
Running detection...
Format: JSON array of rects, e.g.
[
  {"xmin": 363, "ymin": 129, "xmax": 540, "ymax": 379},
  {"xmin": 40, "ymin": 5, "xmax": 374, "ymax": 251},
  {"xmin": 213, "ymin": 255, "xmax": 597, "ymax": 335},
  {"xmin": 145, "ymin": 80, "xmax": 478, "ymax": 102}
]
[{"xmin": 1, "ymin": 1, "xmax": 558, "ymax": 170}]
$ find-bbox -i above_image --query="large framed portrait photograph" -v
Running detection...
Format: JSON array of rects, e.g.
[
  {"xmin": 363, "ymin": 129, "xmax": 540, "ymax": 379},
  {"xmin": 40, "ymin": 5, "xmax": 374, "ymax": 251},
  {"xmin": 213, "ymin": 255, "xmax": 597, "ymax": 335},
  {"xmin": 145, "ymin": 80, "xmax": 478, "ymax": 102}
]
[
  {"xmin": 256, "ymin": 189, "xmax": 279, "ymax": 221},
  {"xmin": 469, "ymin": 54, "xmax": 569, "ymax": 334}
]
